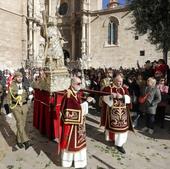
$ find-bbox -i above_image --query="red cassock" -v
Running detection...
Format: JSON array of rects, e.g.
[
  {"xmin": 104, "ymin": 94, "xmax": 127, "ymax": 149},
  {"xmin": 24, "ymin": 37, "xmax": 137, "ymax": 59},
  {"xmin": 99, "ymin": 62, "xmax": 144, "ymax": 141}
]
[
  {"xmin": 60, "ymin": 87, "xmax": 86, "ymax": 152},
  {"xmin": 100, "ymin": 85, "xmax": 133, "ymax": 136}
]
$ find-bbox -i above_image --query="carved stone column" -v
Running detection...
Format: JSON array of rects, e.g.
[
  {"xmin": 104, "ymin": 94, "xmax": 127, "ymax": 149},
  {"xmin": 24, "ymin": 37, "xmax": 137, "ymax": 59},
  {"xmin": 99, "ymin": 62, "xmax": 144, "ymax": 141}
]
[
  {"xmin": 27, "ymin": 0, "xmax": 34, "ymax": 63},
  {"xmin": 21, "ymin": 0, "xmax": 27, "ymax": 64},
  {"xmin": 81, "ymin": 1, "xmax": 87, "ymax": 60},
  {"xmin": 81, "ymin": 0, "xmax": 91, "ymax": 69},
  {"xmin": 71, "ymin": 0, "xmax": 75, "ymax": 61},
  {"xmin": 71, "ymin": 24, "xmax": 75, "ymax": 61}
]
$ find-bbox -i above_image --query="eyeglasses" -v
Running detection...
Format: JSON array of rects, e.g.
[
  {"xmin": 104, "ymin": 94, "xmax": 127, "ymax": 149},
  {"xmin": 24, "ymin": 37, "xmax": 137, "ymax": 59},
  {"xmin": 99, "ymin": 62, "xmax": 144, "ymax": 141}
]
[{"xmin": 75, "ymin": 82, "xmax": 81, "ymax": 86}]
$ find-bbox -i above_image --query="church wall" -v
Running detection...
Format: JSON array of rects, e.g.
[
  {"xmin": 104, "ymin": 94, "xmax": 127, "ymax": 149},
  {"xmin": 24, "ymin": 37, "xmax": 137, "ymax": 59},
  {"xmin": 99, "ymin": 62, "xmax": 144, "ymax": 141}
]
[
  {"xmin": 89, "ymin": 11, "xmax": 163, "ymax": 68},
  {"xmin": 0, "ymin": 0, "xmax": 27, "ymax": 70},
  {"xmin": 0, "ymin": 1, "xmax": 166, "ymax": 70}
]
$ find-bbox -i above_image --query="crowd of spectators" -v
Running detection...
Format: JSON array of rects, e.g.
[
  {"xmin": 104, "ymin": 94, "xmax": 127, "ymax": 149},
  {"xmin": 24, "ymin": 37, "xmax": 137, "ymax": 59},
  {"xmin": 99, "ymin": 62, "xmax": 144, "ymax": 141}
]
[
  {"xmin": 0, "ymin": 58, "xmax": 169, "ymax": 134},
  {"xmin": 79, "ymin": 59, "xmax": 170, "ymax": 133}
]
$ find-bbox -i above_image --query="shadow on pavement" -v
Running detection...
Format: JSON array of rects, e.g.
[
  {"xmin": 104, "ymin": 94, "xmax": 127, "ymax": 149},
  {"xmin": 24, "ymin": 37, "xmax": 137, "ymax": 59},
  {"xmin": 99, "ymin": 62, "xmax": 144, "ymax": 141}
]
[
  {"xmin": 86, "ymin": 123, "xmax": 114, "ymax": 147},
  {"xmin": 0, "ymin": 114, "xmax": 18, "ymax": 151},
  {"xmin": 92, "ymin": 154, "xmax": 116, "ymax": 169},
  {"xmin": 86, "ymin": 116, "xmax": 100, "ymax": 125},
  {"xmin": 88, "ymin": 107, "xmax": 101, "ymax": 117},
  {"xmin": 25, "ymin": 109, "xmax": 61, "ymax": 167},
  {"xmin": 136, "ymin": 115, "xmax": 170, "ymax": 140}
]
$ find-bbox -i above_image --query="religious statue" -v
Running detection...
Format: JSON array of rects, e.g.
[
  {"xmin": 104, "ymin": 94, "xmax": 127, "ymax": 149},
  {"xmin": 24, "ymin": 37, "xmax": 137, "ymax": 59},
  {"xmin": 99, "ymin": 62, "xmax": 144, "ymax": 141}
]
[{"xmin": 40, "ymin": 10, "xmax": 65, "ymax": 70}]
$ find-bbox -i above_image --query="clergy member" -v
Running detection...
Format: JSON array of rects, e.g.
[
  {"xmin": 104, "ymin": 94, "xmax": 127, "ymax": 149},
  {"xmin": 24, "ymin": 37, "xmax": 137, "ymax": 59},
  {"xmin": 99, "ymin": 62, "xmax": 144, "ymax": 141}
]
[
  {"xmin": 60, "ymin": 76, "xmax": 94, "ymax": 168},
  {"xmin": 101, "ymin": 73, "xmax": 133, "ymax": 154}
]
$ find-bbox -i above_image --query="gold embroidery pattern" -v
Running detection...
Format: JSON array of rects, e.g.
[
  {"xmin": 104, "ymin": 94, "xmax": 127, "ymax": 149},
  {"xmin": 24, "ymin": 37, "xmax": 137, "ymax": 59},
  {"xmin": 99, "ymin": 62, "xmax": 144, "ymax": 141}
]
[
  {"xmin": 107, "ymin": 100, "xmax": 129, "ymax": 131},
  {"xmin": 77, "ymin": 117, "xmax": 86, "ymax": 144},
  {"xmin": 63, "ymin": 109, "xmax": 82, "ymax": 124},
  {"xmin": 75, "ymin": 117, "xmax": 86, "ymax": 148}
]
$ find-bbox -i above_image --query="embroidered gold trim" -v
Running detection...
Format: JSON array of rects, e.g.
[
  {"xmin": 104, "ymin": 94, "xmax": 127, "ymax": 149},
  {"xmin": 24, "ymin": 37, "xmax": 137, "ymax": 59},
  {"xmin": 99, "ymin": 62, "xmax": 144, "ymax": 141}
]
[
  {"xmin": 63, "ymin": 108, "xmax": 82, "ymax": 125},
  {"xmin": 108, "ymin": 106, "xmax": 129, "ymax": 131},
  {"xmin": 74, "ymin": 125, "xmax": 86, "ymax": 149},
  {"xmin": 66, "ymin": 125, "xmax": 74, "ymax": 150}
]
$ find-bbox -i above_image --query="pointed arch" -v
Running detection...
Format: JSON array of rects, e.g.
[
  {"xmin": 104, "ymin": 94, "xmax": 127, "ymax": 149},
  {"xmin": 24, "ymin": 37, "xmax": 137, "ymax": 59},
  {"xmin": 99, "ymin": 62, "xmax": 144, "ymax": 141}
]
[
  {"xmin": 103, "ymin": 16, "xmax": 119, "ymax": 45},
  {"xmin": 107, "ymin": 16, "xmax": 119, "ymax": 45}
]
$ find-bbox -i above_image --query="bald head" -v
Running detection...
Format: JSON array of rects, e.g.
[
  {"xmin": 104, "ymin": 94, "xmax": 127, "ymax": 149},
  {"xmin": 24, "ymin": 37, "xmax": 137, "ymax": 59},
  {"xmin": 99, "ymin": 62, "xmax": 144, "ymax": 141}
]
[
  {"xmin": 71, "ymin": 76, "xmax": 82, "ymax": 92},
  {"xmin": 114, "ymin": 74, "xmax": 123, "ymax": 87}
]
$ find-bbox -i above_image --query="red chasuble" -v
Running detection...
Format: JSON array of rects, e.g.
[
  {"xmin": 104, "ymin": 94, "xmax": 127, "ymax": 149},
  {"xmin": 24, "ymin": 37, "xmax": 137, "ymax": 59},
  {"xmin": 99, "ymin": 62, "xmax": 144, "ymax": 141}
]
[
  {"xmin": 60, "ymin": 87, "xmax": 86, "ymax": 152},
  {"xmin": 101, "ymin": 85, "xmax": 133, "ymax": 133}
]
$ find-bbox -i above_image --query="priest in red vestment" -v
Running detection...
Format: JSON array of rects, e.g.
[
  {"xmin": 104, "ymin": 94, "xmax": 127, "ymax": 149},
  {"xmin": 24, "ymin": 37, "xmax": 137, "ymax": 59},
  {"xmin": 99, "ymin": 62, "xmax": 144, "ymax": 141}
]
[
  {"xmin": 100, "ymin": 73, "xmax": 133, "ymax": 154},
  {"xmin": 60, "ymin": 76, "xmax": 94, "ymax": 169}
]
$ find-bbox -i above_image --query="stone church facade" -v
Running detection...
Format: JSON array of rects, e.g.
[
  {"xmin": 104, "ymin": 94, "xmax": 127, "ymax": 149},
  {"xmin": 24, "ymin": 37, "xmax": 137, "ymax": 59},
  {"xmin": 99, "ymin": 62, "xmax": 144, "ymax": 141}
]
[
  {"xmin": 0, "ymin": 0, "xmax": 27, "ymax": 70},
  {"xmin": 85, "ymin": 3, "xmax": 163, "ymax": 68},
  {"xmin": 0, "ymin": 0, "xmax": 166, "ymax": 70}
]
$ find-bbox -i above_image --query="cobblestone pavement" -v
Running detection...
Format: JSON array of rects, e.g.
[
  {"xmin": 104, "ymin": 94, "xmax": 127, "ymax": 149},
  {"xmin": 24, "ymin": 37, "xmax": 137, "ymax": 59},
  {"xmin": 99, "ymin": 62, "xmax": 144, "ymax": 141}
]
[{"xmin": 0, "ymin": 104, "xmax": 170, "ymax": 169}]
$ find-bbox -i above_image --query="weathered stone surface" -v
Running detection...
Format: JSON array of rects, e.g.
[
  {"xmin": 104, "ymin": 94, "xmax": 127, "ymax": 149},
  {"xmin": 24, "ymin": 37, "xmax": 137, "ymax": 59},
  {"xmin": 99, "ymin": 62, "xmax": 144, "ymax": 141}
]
[
  {"xmin": 0, "ymin": 0, "xmax": 27, "ymax": 70},
  {"xmin": 0, "ymin": 1, "xmax": 169, "ymax": 70},
  {"xmin": 89, "ymin": 10, "xmax": 163, "ymax": 68}
]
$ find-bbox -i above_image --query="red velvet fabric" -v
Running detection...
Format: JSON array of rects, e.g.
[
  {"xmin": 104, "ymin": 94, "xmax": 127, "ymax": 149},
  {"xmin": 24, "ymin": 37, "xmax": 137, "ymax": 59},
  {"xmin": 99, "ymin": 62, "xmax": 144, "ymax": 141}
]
[
  {"xmin": 60, "ymin": 88, "xmax": 86, "ymax": 152},
  {"xmin": 43, "ymin": 91, "xmax": 53, "ymax": 139},
  {"xmin": 33, "ymin": 89, "xmax": 65, "ymax": 140},
  {"xmin": 33, "ymin": 88, "xmax": 85, "ymax": 144},
  {"xmin": 101, "ymin": 85, "xmax": 133, "ymax": 140},
  {"xmin": 53, "ymin": 91, "xmax": 65, "ymax": 140}
]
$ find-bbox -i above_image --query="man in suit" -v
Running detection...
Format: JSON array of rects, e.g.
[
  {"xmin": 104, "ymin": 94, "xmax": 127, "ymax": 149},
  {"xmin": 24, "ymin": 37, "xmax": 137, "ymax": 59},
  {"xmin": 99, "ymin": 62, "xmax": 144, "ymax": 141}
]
[{"xmin": 7, "ymin": 71, "xmax": 31, "ymax": 150}]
